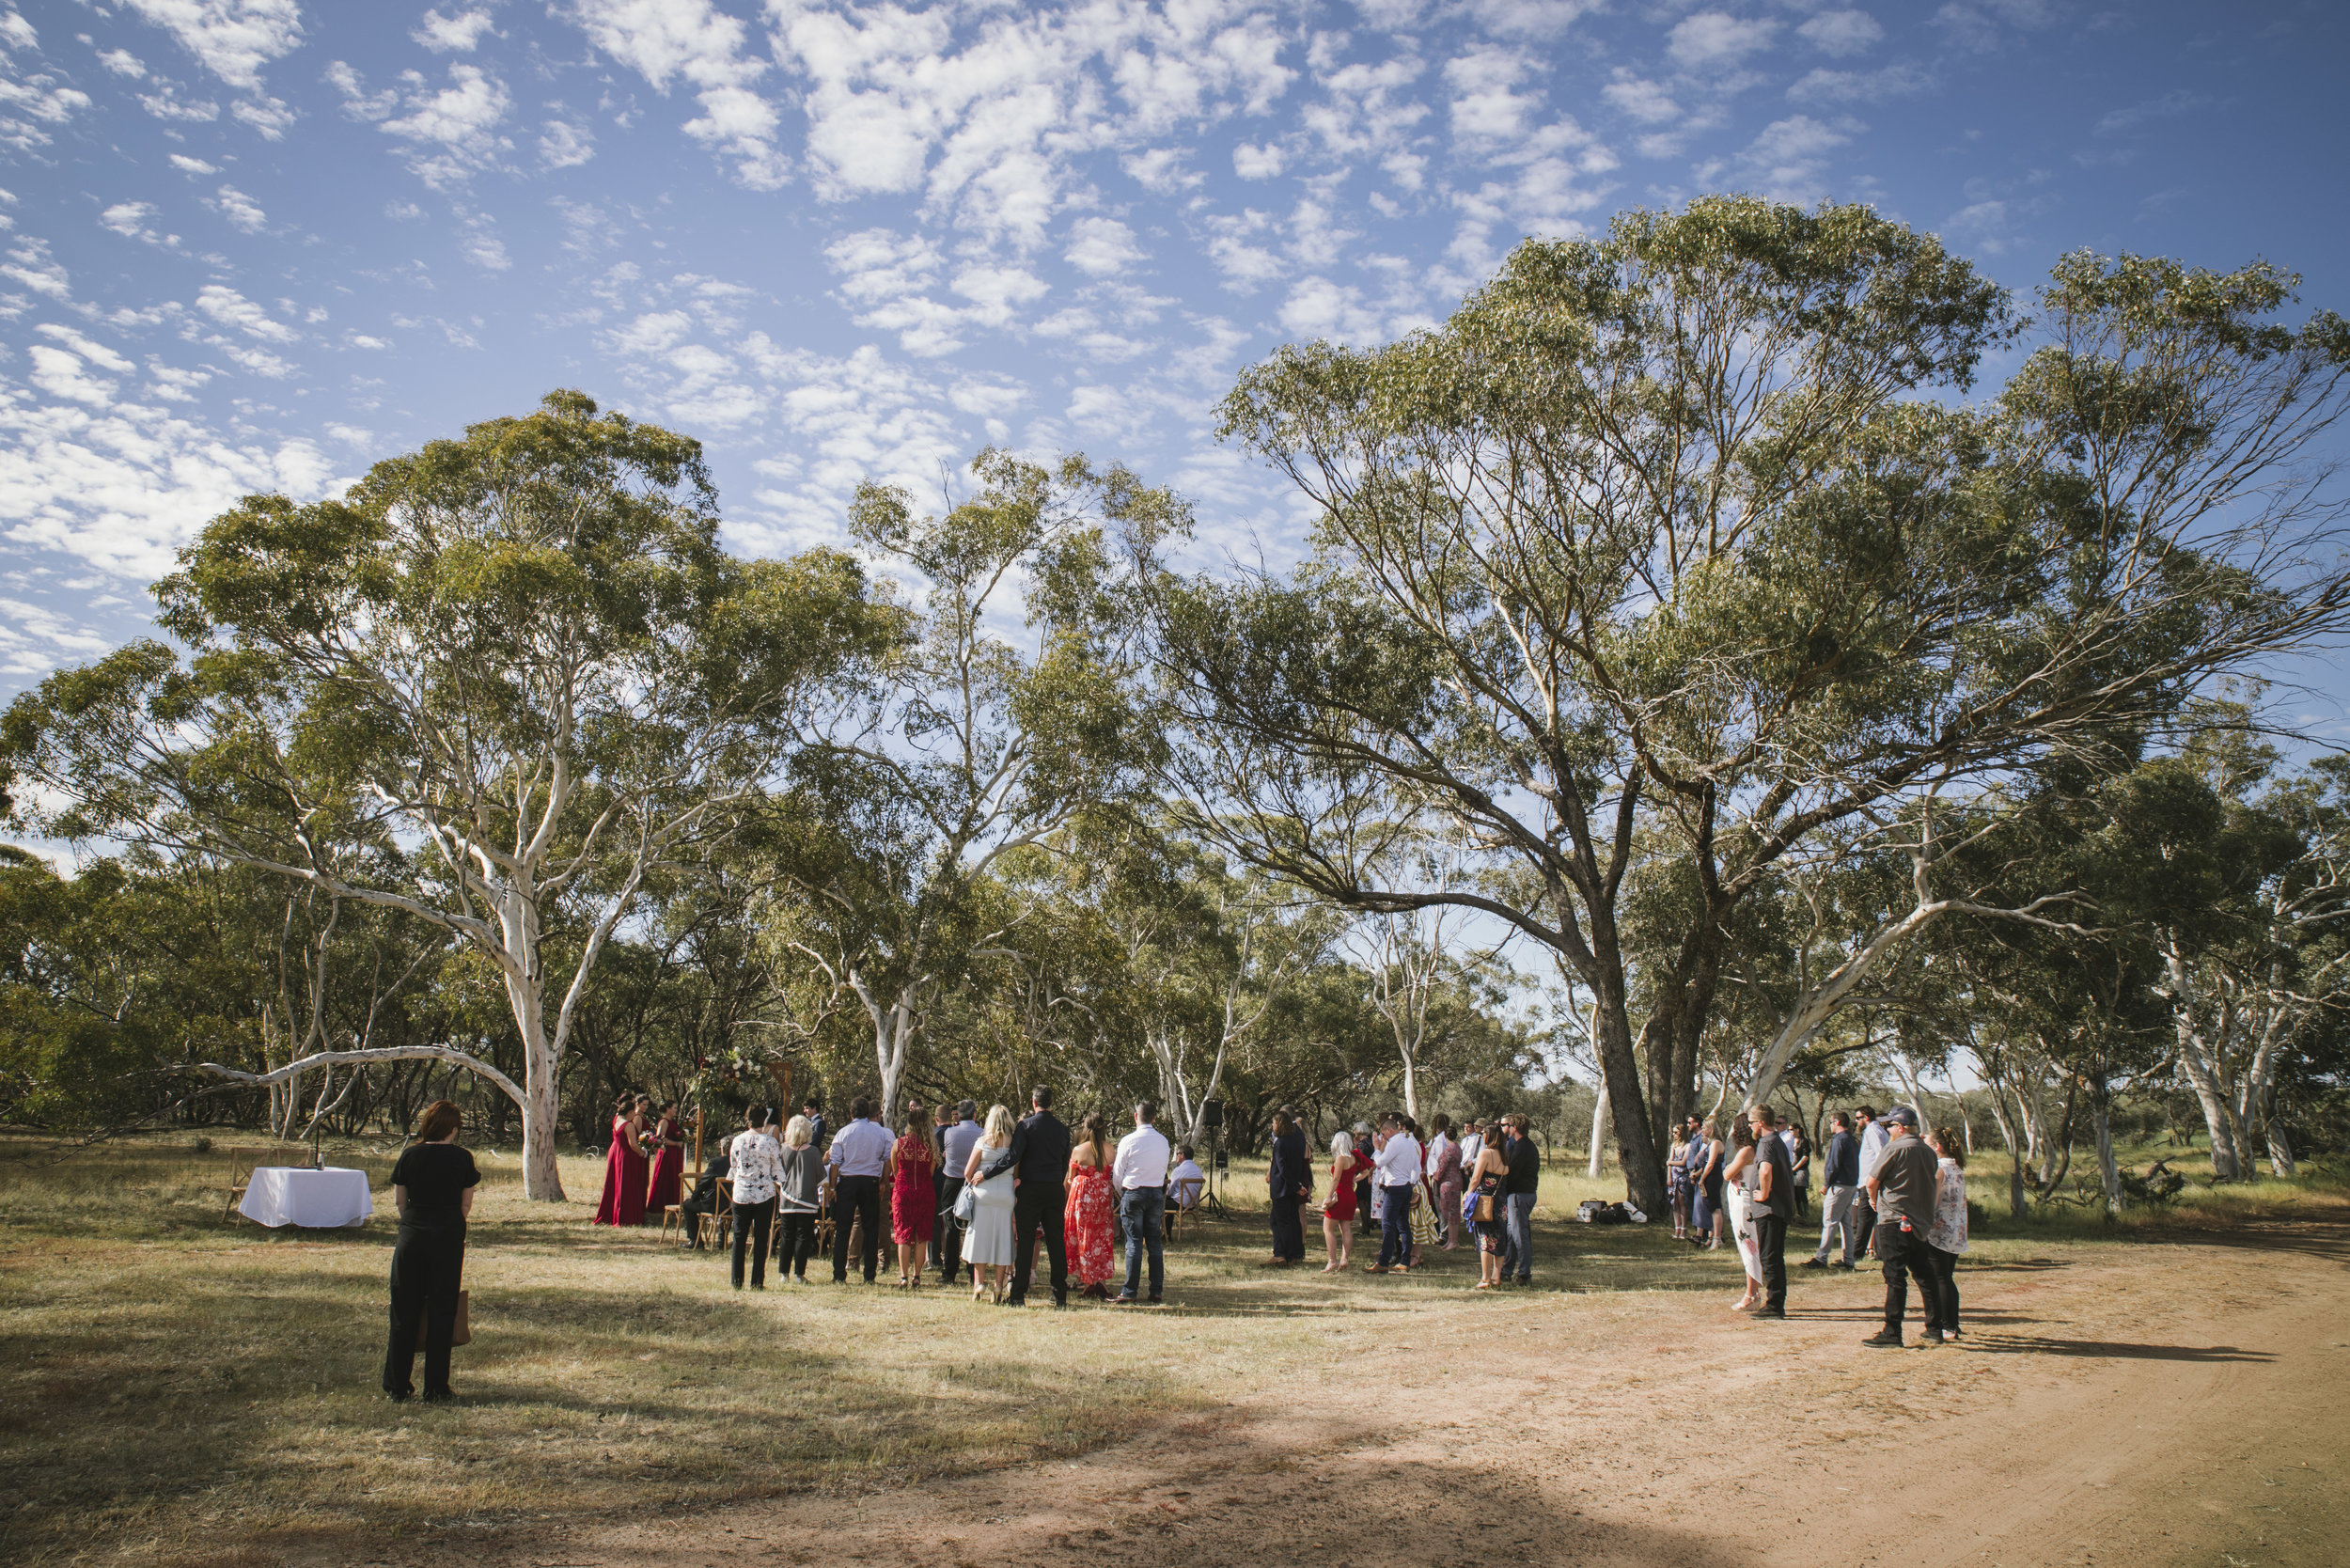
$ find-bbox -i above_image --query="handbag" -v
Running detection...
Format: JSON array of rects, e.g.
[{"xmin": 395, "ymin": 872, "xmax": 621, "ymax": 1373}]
[
  {"xmin": 410, "ymin": 1290, "xmax": 470, "ymax": 1351},
  {"xmin": 952, "ymin": 1181, "xmax": 979, "ymax": 1225}
]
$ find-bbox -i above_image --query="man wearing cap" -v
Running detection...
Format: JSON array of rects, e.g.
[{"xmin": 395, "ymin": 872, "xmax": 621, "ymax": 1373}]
[{"xmin": 1859, "ymin": 1105, "xmax": 1940, "ymax": 1348}]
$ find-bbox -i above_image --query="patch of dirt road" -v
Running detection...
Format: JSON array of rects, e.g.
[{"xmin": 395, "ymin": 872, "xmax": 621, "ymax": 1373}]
[{"xmin": 555, "ymin": 1223, "xmax": 2347, "ymax": 1568}]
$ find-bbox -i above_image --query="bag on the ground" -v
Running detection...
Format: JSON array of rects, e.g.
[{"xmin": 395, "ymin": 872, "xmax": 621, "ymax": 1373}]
[
  {"xmin": 410, "ymin": 1290, "xmax": 471, "ymax": 1351},
  {"xmin": 1576, "ymin": 1199, "xmax": 1630, "ymax": 1225}
]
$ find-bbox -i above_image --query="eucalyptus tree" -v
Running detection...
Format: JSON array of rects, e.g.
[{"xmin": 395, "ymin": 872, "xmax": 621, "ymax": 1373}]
[
  {"xmin": 770, "ymin": 451, "xmax": 1185, "ymax": 1121},
  {"xmin": 0, "ymin": 392, "xmax": 884, "ymax": 1198},
  {"xmin": 1148, "ymin": 197, "xmax": 2350, "ymax": 1212}
]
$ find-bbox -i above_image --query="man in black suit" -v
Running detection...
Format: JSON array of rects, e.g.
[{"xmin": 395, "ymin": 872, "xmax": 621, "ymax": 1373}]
[
  {"xmin": 987, "ymin": 1085, "xmax": 1073, "ymax": 1308},
  {"xmin": 678, "ymin": 1145, "xmax": 730, "ymax": 1251}
]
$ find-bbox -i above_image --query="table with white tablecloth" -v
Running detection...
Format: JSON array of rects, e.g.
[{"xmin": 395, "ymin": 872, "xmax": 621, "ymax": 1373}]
[{"xmin": 238, "ymin": 1166, "xmax": 374, "ymax": 1228}]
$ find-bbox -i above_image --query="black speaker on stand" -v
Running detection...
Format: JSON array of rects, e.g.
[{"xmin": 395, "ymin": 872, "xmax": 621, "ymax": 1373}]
[{"xmin": 1199, "ymin": 1099, "xmax": 1228, "ymax": 1217}]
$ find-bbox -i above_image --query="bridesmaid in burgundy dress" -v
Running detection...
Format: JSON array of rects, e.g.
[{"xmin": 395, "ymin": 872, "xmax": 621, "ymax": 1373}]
[
  {"xmin": 593, "ymin": 1094, "xmax": 650, "ymax": 1227},
  {"xmin": 644, "ymin": 1101, "xmax": 686, "ymax": 1218},
  {"xmin": 885, "ymin": 1104, "xmax": 935, "ymax": 1290}
]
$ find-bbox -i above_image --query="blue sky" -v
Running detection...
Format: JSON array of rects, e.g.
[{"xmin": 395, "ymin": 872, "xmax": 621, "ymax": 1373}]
[{"xmin": 1, "ymin": 0, "xmax": 2345, "ymax": 714}]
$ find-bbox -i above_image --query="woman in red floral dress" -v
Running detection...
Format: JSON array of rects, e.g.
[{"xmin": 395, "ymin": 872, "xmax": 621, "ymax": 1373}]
[
  {"xmin": 1063, "ymin": 1112, "xmax": 1117, "ymax": 1299},
  {"xmin": 885, "ymin": 1103, "xmax": 936, "ymax": 1290}
]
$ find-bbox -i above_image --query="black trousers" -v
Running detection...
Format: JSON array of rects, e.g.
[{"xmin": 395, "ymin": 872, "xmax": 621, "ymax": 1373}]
[
  {"xmin": 732, "ymin": 1196, "xmax": 776, "ymax": 1288},
  {"xmin": 1879, "ymin": 1224, "xmax": 1937, "ymax": 1337},
  {"xmin": 936, "ymin": 1178, "xmax": 966, "ymax": 1281},
  {"xmin": 680, "ymin": 1197, "xmax": 719, "ymax": 1248},
  {"xmin": 832, "ymin": 1174, "xmax": 882, "ymax": 1281},
  {"xmin": 776, "ymin": 1209, "xmax": 818, "ymax": 1278},
  {"xmin": 383, "ymin": 1219, "xmax": 464, "ymax": 1398},
  {"xmin": 1853, "ymin": 1200, "xmax": 1879, "ymax": 1259},
  {"xmin": 1920, "ymin": 1242, "xmax": 1961, "ymax": 1336},
  {"xmin": 1010, "ymin": 1181, "xmax": 1068, "ymax": 1303},
  {"xmin": 1268, "ymin": 1189, "xmax": 1305, "ymax": 1260},
  {"xmin": 1752, "ymin": 1212, "xmax": 1788, "ymax": 1313}
]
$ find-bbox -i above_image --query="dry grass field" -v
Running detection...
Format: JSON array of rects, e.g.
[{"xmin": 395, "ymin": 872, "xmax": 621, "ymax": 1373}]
[{"xmin": 1, "ymin": 1132, "xmax": 2342, "ymax": 1568}]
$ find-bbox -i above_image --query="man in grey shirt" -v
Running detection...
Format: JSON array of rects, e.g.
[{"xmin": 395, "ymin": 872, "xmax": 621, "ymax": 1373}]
[
  {"xmin": 1860, "ymin": 1105, "xmax": 1940, "ymax": 1347},
  {"xmin": 936, "ymin": 1100, "xmax": 980, "ymax": 1286},
  {"xmin": 1744, "ymin": 1103, "xmax": 1795, "ymax": 1318}
]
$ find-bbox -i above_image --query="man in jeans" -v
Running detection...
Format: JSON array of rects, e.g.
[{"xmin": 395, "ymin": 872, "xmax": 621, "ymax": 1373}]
[
  {"xmin": 1802, "ymin": 1112, "xmax": 1861, "ymax": 1270},
  {"xmin": 1365, "ymin": 1111, "xmax": 1421, "ymax": 1275},
  {"xmin": 1860, "ymin": 1105, "xmax": 1940, "ymax": 1348},
  {"xmin": 1744, "ymin": 1103, "xmax": 1794, "ymax": 1318},
  {"xmin": 1109, "ymin": 1100, "xmax": 1171, "ymax": 1305},
  {"xmin": 1500, "ymin": 1113, "xmax": 1539, "ymax": 1284},
  {"xmin": 1850, "ymin": 1105, "xmax": 1886, "ymax": 1260}
]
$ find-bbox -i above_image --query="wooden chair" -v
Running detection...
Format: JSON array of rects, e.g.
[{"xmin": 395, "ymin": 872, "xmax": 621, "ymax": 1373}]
[
  {"xmin": 223, "ymin": 1144, "xmax": 310, "ymax": 1222},
  {"xmin": 693, "ymin": 1177, "xmax": 733, "ymax": 1252}
]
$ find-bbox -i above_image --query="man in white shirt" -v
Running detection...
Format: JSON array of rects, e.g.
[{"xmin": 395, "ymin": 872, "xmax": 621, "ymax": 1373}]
[
  {"xmin": 1424, "ymin": 1118, "xmax": 1456, "ymax": 1246},
  {"xmin": 825, "ymin": 1098, "xmax": 892, "ymax": 1285},
  {"xmin": 1168, "ymin": 1146, "xmax": 1206, "ymax": 1212},
  {"xmin": 1459, "ymin": 1121, "xmax": 1486, "ymax": 1171},
  {"xmin": 1851, "ymin": 1105, "xmax": 1888, "ymax": 1260},
  {"xmin": 1367, "ymin": 1112, "xmax": 1423, "ymax": 1275},
  {"xmin": 1110, "ymin": 1101, "xmax": 1172, "ymax": 1304}
]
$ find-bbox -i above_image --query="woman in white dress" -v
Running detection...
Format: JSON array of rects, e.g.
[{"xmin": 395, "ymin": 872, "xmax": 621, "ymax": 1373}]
[
  {"xmin": 1722, "ymin": 1121, "xmax": 1764, "ymax": 1311},
  {"xmin": 961, "ymin": 1104, "xmax": 1018, "ymax": 1303}
]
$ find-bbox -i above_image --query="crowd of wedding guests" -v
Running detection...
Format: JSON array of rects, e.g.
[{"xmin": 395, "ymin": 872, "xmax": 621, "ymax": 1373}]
[
  {"xmin": 579, "ymin": 1085, "xmax": 1969, "ymax": 1341},
  {"xmin": 390, "ymin": 1085, "xmax": 1974, "ymax": 1400},
  {"xmin": 603, "ymin": 1088, "xmax": 1207, "ymax": 1306}
]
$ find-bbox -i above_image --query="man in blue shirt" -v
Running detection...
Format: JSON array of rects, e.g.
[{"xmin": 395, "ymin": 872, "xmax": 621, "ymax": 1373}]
[
  {"xmin": 935, "ymin": 1100, "xmax": 980, "ymax": 1286},
  {"xmin": 825, "ymin": 1098, "xmax": 890, "ymax": 1284},
  {"xmin": 1802, "ymin": 1112, "xmax": 1861, "ymax": 1270}
]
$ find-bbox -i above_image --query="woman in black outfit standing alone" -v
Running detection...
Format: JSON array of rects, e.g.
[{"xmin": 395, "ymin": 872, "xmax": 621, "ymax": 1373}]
[{"xmin": 383, "ymin": 1099, "xmax": 480, "ymax": 1403}]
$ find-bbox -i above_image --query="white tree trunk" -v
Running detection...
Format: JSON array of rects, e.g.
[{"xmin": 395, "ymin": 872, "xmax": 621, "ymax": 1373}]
[
  {"xmin": 2092, "ymin": 1096, "xmax": 2124, "ymax": 1217},
  {"xmin": 1586, "ymin": 1077, "xmax": 1609, "ymax": 1179}
]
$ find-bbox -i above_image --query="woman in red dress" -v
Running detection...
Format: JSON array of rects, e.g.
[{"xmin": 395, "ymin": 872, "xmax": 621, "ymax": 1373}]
[
  {"xmin": 593, "ymin": 1094, "xmax": 651, "ymax": 1227},
  {"xmin": 885, "ymin": 1103, "xmax": 935, "ymax": 1290},
  {"xmin": 1063, "ymin": 1112, "xmax": 1117, "ymax": 1299},
  {"xmin": 1321, "ymin": 1129, "xmax": 1357, "ymax": 1272},
  {"xmin": 644, "ymin": 1101, "xmax": 686, "ymax": 1216}
]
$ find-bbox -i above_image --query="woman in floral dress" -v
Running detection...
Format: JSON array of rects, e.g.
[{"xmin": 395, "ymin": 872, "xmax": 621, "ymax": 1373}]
[{"xmin": 1063, "ymin": 1112, "xmax": 1117, "ymax": 1299}]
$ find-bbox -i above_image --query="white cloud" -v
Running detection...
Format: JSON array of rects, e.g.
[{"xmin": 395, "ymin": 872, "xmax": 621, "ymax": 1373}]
[
  {"xmin": 572, "ymin": 0, "xmax": 789, "ymax": 190},
  {"xmin": 1233, "ymin": 141, "xmax": 1284, "ymax": 179},
  {"xmin": 97, "ymin": 49, "xmax": 149, "ymax": 78},
  {"xmin": 137, "ymin": 84, "xmax": 219, "ymax": 123},
  {"xmin": 0, "ymin": 596, "xmax": 110, "ymax": 678},
  {"xmin": 210, "ymin": 183, "xmax": 266, "ymax": 231},
  {"xmin": 1933, "ymin": 0, "xmax": 2058, "ymax": 52},
  {"xmin": 196, "ymin": 283, "xmax": 297, "ymax": 342},
  {"xmin": 26, "ymin": 345, "xmax": 117, "ymax": 407},
  {"xmin": 0, "ymin": 56, "xmax": 94, "ymax": 149},
  {"xmin": 1603, "ymin": 72, "xmax": 1681, "ymax": 126},
  {"xmin": 1666, "ymin": 12, "xmax": 1778, "ymax": 72},
  {"xmin": 335, "ymin": 61, "xmax": 513, "ymax": 187},
  {"xmin": 120, "ymin": 0, "xmax": 302, "ymax": 92},
  {"xmin": 2, "ymin": 239, "xmax": 70, "ymax": 301},
  {"xmin": 1710, "ymin": 114, "xmax": 1856, "ymax": 200},
  {"xmin": 415, "ymin": 8, "xmax": 495, "ymax": 53},
  {"xmin": 1796, "ymin": 10, "xmax": 1885, "ymax": 57},
  {"xmin": 229, "ymin": 93, "xmax": 294, "ymax": 138},
  {"xmin": 1787, "ymin": 65, "xmax": 1930, "ymax": 105},
  {"xmin": 1278, "ymin": 276, "xmax": 1386, "ymax": 345},
  {"xmin": 1064, "ymin": 216, "xmax": 1146, "ymax": 277},
  {"xmin": 0, "ymin": 389, "xmax": 335, "ymax": 579},
  {"xmin": 101, "ymin": 201, "xmax": 171, "ymax": 244},
  {"xmin": 540, "ymin": 117, "xmax": 595, "ymax": 167},
  {"xmin": 2095, "ymin": 89, "xmax": 2215, "ymax": 136},
  {"xmin": 167, "ymin": 152, "xmax": 218, "ymax": 174},
  {"xmin": 36, "ymin": 326, "xmax": 135, "ymax": 374}
]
